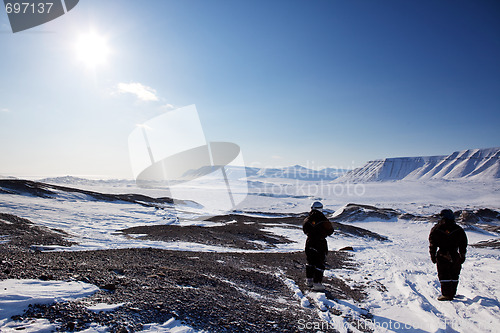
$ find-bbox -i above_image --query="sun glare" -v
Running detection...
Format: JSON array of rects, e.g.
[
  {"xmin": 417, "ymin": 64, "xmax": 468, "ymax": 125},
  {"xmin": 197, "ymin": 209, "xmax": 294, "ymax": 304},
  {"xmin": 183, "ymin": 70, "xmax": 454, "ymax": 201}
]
[{"xmin": 75, "ymin": 31, "xmax": 110, "ymax": 69}]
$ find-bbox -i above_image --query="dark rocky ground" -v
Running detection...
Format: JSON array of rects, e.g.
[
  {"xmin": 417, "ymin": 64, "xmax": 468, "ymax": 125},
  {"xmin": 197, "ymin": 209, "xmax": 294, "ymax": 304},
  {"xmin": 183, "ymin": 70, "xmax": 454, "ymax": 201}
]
[{"xmin": 0, "ymin": 213, "xmax": 371, "ymax": 333}]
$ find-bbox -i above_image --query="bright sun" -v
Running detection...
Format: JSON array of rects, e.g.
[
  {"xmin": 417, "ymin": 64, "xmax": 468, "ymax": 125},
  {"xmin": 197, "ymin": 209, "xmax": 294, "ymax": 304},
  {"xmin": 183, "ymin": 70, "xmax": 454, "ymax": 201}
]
[{"xmin": 75, "ymin": 31, "xmax": 110, "ymax": 69}]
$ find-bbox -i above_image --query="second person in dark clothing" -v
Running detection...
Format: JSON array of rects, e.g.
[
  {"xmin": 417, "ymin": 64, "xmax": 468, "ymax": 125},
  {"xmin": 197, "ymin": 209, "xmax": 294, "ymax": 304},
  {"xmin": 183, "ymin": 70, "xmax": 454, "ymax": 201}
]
[
  {"xmin": 303, "ymin": 201, "xmax": 334, "ymax": 291},
  {"xmin": 429, "ymin": 209, "xmax": 468, "ymax": 301}
]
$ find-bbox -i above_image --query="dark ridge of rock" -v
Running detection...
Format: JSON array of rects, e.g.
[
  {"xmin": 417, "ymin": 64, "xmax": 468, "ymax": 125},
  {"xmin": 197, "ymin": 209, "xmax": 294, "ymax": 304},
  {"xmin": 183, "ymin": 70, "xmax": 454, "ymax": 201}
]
[
  {"xmin": 0, "ymin": 179, "xmax": 174, "ymax": 207},
  {"xmin": 399, "ymin": 213, "xmax": 417, "ymax": 220},
  {"xmin": 456, "ymin": 208, "xmax": 500, "ymax": 224},
  {"xmin": 206, "ymin": 213, "xmax": 307, "ymax": 225},
  {"xmin": 330, "ymin": 203, "xmax": 399, "ymax": 222},
  {"xmin": 332, "ymin": 222, "xmax": 389, "ymax": 241},
  {"xmin": 479, "ymin": 224, "xmax": 500, "ymax": 234},
  {"xmin": 121, "ymin": 221, "xmax": 295, "ymax": 251},
  {"xmin": 0, "ymin": 213, "xmax": 75, "ymax": 250},
  {"xmin": 426, "ymin": 208, "xmax": 500, "ymax": 226},
  {"xmin": 0, "ymin": 179, "xmax": 56, "ymax": 198},
  {"xmin": 476, "ymin": 208, "xmax": 500, "ymax": 222},
  {"xmin": 399, "ymin": 213, "xmax": 433, "ymax": 222},
  {"xmin": 122, "ymin": 213, "xmax": 389, "ymax": 249},
  {"xmin": 436, "ymin": 208, "xmax": 500, "ymax": 225},
  {"xmin": 457, "ymin": 210, "xmax": 481, "ymax": 224},
  {"xmin": 471, "ymin": 238, "xmax": 500, "ymax": 249}
]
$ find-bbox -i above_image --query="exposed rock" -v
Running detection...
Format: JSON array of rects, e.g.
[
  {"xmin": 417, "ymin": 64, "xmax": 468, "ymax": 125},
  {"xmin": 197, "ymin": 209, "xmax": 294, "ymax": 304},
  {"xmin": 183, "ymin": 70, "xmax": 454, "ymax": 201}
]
[
  {"xmin": 121, "ymin": 219, "xmax": 294, "ymax": 251},
  {"xmin": 330, "ymin": 203, "xmax": 399, "ymax": 222},
  {"xmin": 478, "ymin": 225, "xmax": 500, "ymax": 234},
  {"xmin": 0, "ymin": 213, "xmax": 75, "ymax": 250},
  {"xmin": 100, "ymin": 283, "xmax": 117, "ymax": 291},
  {"xmin": 471, "ymin": 239, "xmax": 500, "ymax": 249},
  {"xmin": 458, "ymin": 210, "xmax": 480, "ymax": 224},
  {"xmin": 476, "ymin": 208, "xmax": 500, "ymax": 222},
  {"xmin": 0, "ymin": 179, "xmax": 174, "ymax": 207},
  {"xmin": 332, "ymin": 221, "xmax": 388, "ymax": 241}
]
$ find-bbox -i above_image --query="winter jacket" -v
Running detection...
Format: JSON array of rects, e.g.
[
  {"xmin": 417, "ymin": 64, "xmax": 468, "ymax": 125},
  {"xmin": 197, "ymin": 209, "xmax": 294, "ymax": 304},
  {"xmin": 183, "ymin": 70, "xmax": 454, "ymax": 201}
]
[
  {"xmin": 429, "ymin": 219, "xmax": 468, "ymax": 264},
  {"xmin": 303, "ymin": 210, "xmax": 334, "ymax": 254}
]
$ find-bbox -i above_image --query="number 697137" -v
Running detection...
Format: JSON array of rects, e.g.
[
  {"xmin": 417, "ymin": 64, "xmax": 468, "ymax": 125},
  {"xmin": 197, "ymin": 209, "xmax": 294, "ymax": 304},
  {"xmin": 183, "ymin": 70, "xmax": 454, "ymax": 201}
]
[{"xmin": 5, "ymin": 2, "xmax": 54, "ymax": 14}]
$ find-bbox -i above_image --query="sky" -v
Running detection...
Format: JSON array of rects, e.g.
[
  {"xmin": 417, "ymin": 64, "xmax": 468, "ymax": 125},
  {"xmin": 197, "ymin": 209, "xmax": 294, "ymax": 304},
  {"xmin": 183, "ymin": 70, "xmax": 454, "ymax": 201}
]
[{"xmin": 0, "ymin": 0, "xmax": 499, "ymax": 179}]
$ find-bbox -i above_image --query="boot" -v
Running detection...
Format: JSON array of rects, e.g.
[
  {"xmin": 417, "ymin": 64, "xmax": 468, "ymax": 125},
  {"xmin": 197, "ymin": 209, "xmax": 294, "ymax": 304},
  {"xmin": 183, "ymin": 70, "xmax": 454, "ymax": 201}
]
[
  {"xmin": 312, "ymin": 282, "xmax": 325, "ymax": 291},
  {"xmin": 440, "ymin": 281, "xmax": 454, "ymax": 299},
  {"xmin": 306, "ymin": 278, "xmax": 313, "ymax": 288},
  {"xmin": 437, "ymin": 295, "xmax": 453, "ymax": 301}
]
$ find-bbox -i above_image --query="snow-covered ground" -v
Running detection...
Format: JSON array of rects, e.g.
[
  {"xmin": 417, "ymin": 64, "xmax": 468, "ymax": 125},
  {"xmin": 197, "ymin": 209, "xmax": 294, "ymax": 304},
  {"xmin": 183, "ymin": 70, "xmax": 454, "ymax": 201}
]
[
  {"xmin": 0, "ymin": 177, "xmax": 499, "ymax": 332},
  {"xmin": 0, "ymin": 279, "xmax": 98, "ymax": 332},
  {"xmin": 326, "ymin": 219, "xmax": 500, "ymax": 332},
  {"xmin": 0, "ymin": 281, "xmax": 201, "ymax": 332}
]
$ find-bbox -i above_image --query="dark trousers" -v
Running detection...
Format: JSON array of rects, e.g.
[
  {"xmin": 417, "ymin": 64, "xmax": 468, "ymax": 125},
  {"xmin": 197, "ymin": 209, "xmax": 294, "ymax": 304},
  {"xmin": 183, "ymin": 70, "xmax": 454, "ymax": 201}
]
[
  {"xmin": 437, "ymin": 257, "xmax": 462, "ymax": 297},
  {"xmin": 305, "ymin": 247, "xmax": 326, "ymax": 283}
]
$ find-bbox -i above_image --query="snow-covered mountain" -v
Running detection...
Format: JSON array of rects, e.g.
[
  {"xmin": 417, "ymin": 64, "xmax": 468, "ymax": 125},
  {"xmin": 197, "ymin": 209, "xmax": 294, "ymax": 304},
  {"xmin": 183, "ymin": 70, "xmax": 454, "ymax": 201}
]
[
  {"xmin": 165, "ymin": 165, "xmax": 347, "ymax": 181},
  {"xmin": 0, "ymin": 175, "xmax": 17, "ymax": 180},
  {"xmin": 249, "ymin": 165, "xmax": 346, "ymax": 181},
  {"xmin": 40, "ymin": 176, "xmax": 133, "ymax": 186},
  {"xmin": 8, "ymin": 148, "xmax": 500, "ymax": 184},
  {"xmin": 337, "ymin": 147, "xmax": 500, "ymax": 182}
]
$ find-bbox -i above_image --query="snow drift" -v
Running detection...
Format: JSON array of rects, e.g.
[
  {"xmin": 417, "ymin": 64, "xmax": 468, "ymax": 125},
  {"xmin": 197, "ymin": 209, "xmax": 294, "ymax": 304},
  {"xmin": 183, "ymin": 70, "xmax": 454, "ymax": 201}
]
[{"xmin": 337, "ymin": 147, "xmax": 500, "ymax": 182}]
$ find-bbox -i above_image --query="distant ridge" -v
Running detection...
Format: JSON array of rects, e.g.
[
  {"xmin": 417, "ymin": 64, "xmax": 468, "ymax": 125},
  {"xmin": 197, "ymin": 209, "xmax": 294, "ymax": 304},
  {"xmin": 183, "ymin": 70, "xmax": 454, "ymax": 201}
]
[
  {"xmin": 250, "ymin": 165, "xmax": 346, "ymax": 181},
  {"xmin": 182, "ymin": 165, "xmax": 348, "ymax": 181},
  {"xmin": 337, "ymin": 147, "xmax": 500, "ymax": 182},
  {"xmin": 40, "ymin": 176, "xmax": 132, "ymax": 186}
]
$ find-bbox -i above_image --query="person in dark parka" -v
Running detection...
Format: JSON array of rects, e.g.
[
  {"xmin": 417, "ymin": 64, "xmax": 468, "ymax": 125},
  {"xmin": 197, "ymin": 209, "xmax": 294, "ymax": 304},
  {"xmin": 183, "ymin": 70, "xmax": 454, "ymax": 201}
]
[
  {"xmin": 429, "ymin": 209, "xmax": 468, "ymax": 301},
  {"xmin": 303, "ymin": 201, "xmax": 334, "ymax": 291}
]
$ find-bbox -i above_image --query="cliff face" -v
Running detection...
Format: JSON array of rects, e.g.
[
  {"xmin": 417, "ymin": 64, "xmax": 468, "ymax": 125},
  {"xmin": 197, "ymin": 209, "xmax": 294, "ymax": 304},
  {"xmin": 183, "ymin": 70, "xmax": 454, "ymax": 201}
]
[{"xmin": 338, "ymin": 147, "xmax": 500, "ymax": 182}]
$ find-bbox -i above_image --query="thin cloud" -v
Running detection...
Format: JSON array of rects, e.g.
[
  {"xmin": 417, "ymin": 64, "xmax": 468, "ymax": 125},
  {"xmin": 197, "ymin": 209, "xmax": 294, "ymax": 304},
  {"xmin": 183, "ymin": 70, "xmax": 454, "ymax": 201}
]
[
  {"xmin": 0, "ymin": 108, "xmax": 10, "ymax": 113},
  {"xmin": 161, "ymin": 104, "xmax": 175, "ymax": 110},
  {"xmin": 115, "ymin": 82, "xmax": 159, "ymax": 102}
]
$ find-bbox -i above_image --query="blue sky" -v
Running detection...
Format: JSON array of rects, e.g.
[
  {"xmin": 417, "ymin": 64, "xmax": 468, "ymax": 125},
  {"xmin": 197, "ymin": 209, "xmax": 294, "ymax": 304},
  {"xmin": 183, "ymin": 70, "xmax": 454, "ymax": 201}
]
[{"xmin": 1, "ymin": 0, "xmax": 499, "ymax": 178}]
